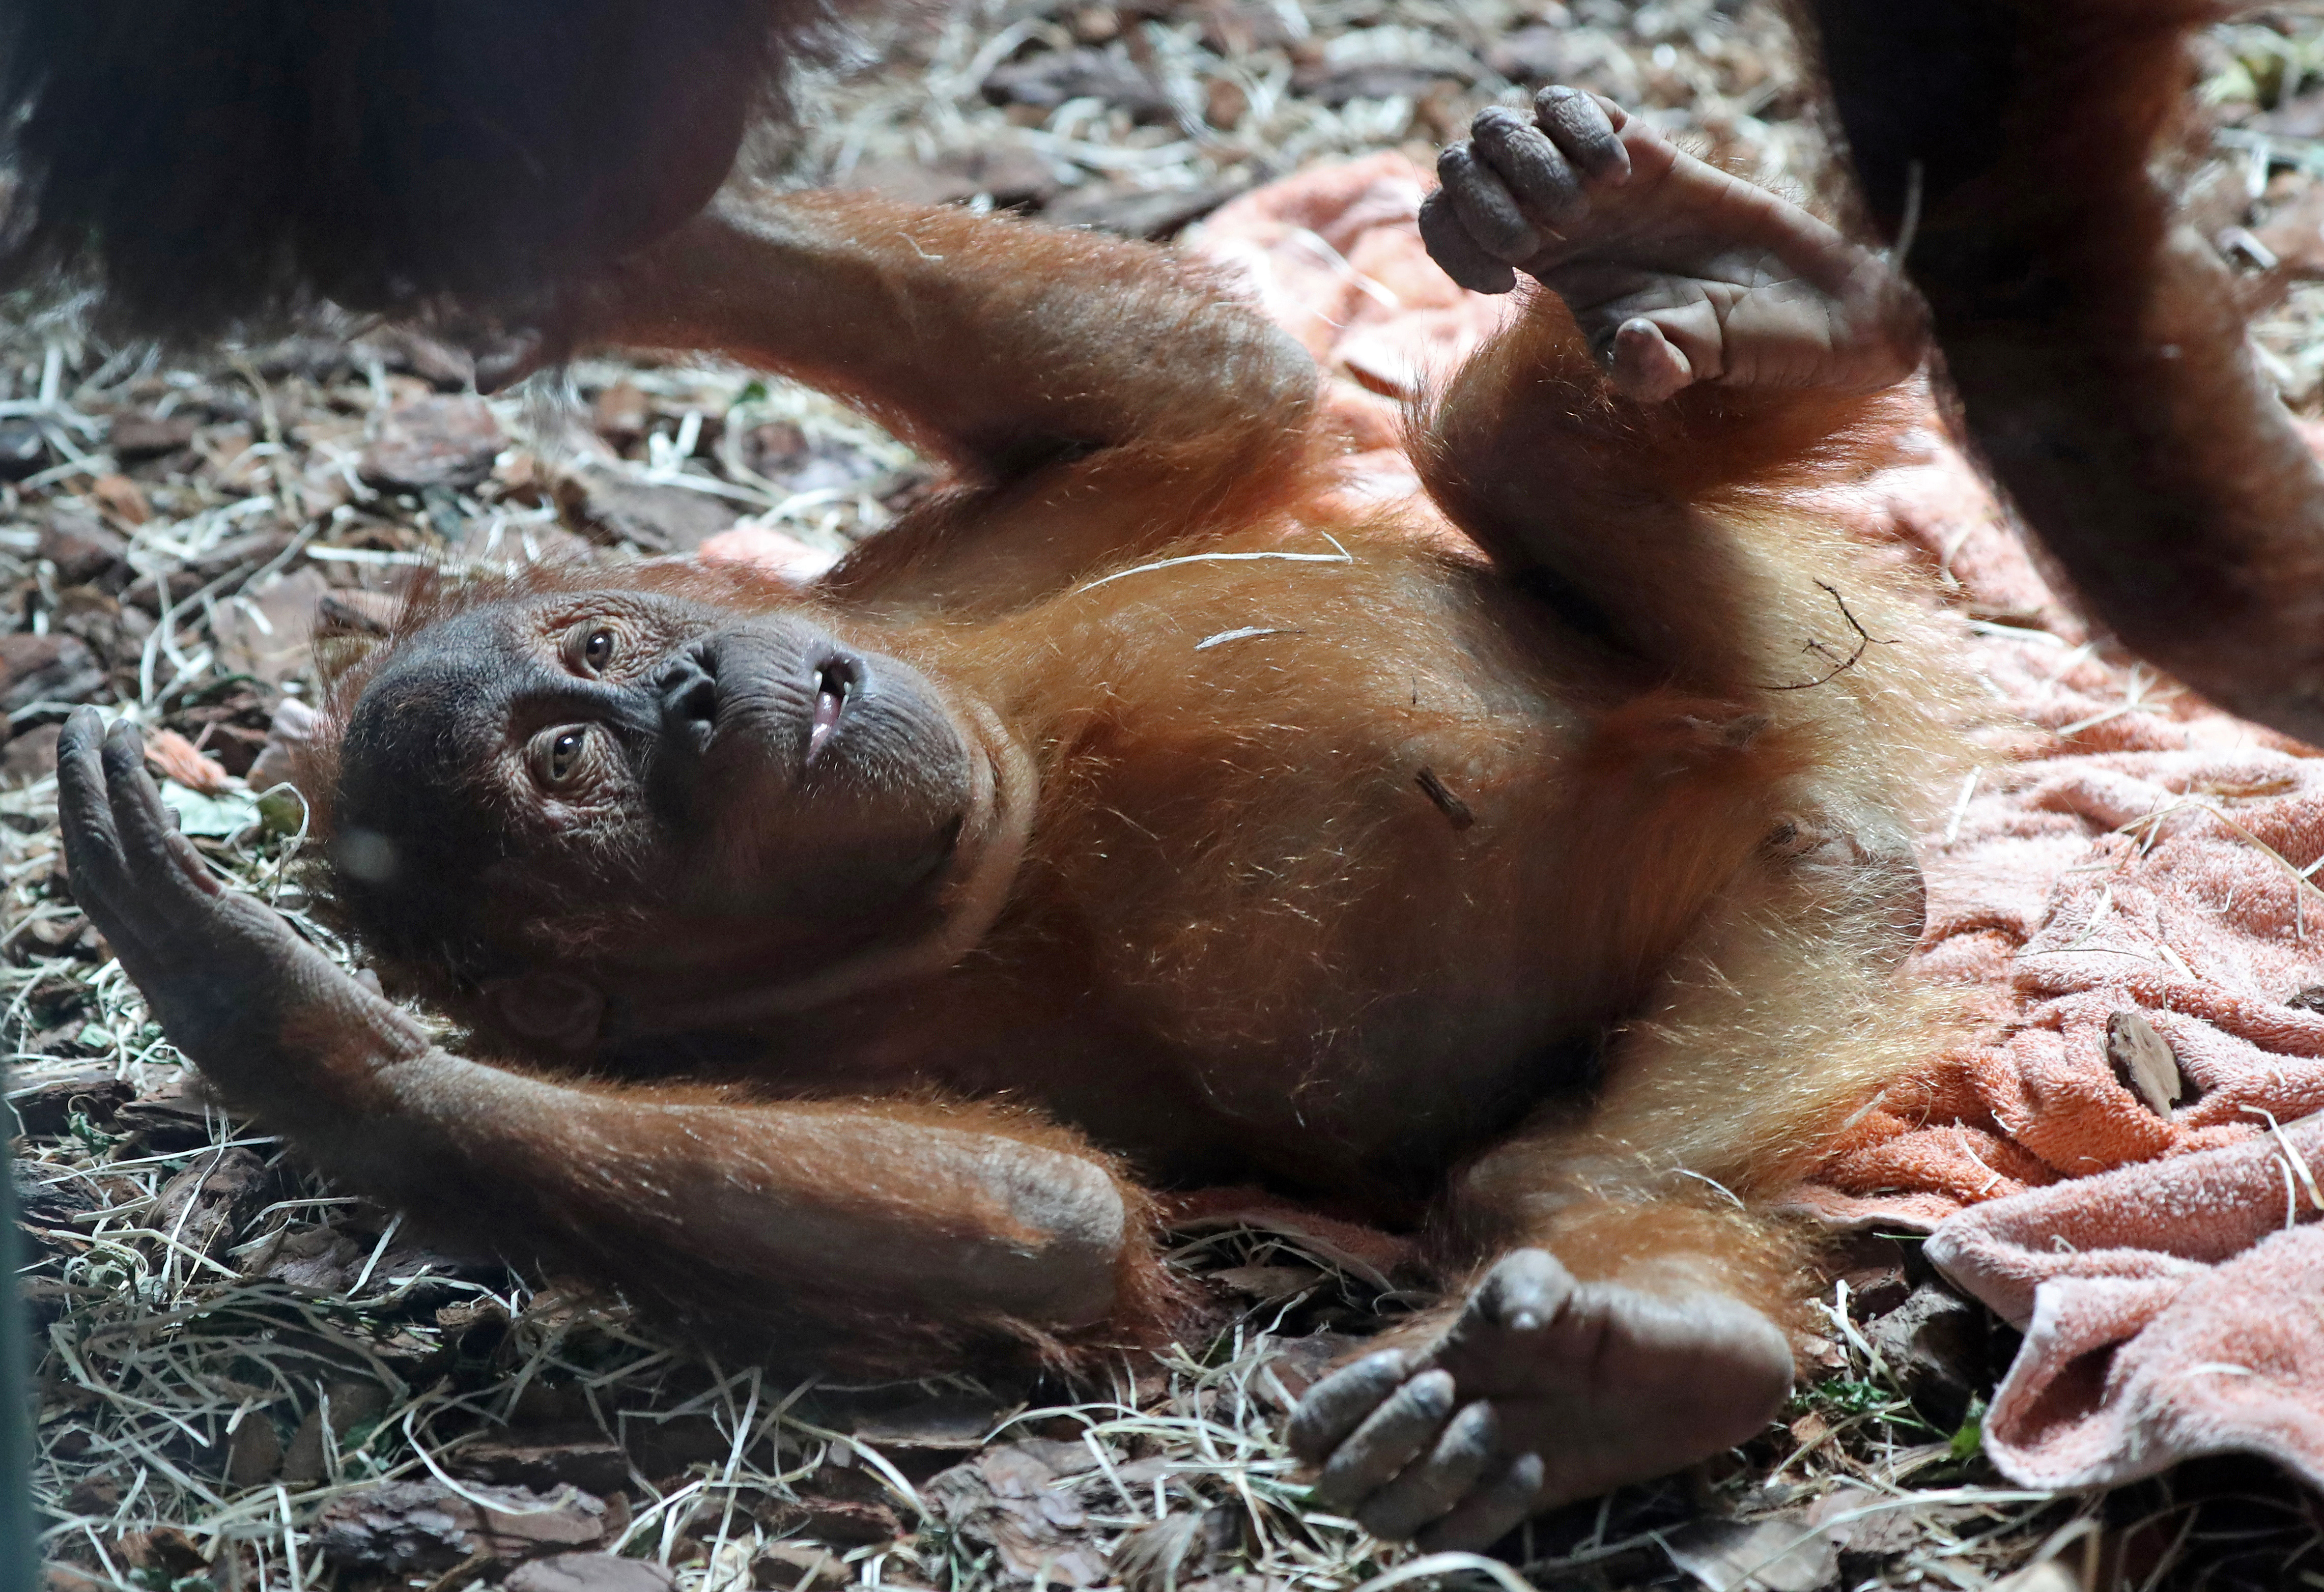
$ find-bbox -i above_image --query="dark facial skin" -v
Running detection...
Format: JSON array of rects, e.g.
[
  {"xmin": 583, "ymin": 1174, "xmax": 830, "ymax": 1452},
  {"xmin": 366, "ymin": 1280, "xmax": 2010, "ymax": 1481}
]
[{"xmin": 334, "ymin": 591, "xmax": 1002, "ymax": 1045}]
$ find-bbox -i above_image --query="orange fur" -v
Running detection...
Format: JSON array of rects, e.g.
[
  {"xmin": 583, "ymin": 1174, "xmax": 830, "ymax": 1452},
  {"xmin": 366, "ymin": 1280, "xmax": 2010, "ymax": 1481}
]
[{"xmin": 265, "ymin": 189, "xmax": 1974, "ymax": 1383}]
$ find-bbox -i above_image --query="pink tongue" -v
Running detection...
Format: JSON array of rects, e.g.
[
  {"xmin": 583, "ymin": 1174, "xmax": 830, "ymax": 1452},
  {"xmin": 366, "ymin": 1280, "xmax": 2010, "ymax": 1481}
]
[{"xmin": 808, "ymin": 689, "xmax": 841, "ymax": 759}]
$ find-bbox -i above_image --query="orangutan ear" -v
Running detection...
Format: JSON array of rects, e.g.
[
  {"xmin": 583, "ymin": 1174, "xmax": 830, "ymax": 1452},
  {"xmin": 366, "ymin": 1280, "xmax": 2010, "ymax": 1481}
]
[{"xmin": 481, "ymin": 974, "xmax": 607, "ymax": 1052}]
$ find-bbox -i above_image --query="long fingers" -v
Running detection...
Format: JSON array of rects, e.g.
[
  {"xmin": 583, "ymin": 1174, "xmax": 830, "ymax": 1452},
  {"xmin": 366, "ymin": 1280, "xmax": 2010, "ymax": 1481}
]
[
  {"xmin": 1436, "ymin": 145, "xmax": 1542, "ymax": 265},
  {"xmin": 1415, "ymin": 1453, "xmax": 1546, "ymax": 1554},
  {"xmin": 1418, "ymin": 192, "xmax": 1516, "ymax": 296},
  {"xmin": 58, "ymin": 708, "xmax": 120, "ymax": 886},
  {"xmin": 1420, "ymin": 84, "xmax": 1638, "ymax": 290},
  {"xmin": 1533, "ymin": 88, "xmax": 1629, "ymax": 185},
  {"xmin": 1292, "ymin": 1252, "xmax": 1581, "ymax": 1543},
  {"xmin": 60, "ymin": 707, "xmax": 247, "ymax": 1000},
  {"xmin": 58, "ymin": 708, "xmax": 148, "ymax": 961},
  {"xmin": 99, "ymin": 718, "xmax": 218, "ymax": 902},
  {"xmin": 1312, "ymin": 1369, "xmax": 1457, "ymax": 1510},
  {"xmin": 1350, "ymin": 1399, "xmax": 1498, "ymax": 1541},
  {"xmin": 1287, "ymin": 1348, "xmax": 1411, "ymax": 1463},
  {"xmin": 1472, "ymin": 107, "xmax": 1585, "ymax": 231}
]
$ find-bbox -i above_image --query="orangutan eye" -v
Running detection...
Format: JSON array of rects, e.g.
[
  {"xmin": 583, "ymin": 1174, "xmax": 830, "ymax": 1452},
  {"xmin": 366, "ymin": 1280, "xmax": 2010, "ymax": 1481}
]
[
  {"xmin": 536, "ymin": 727, "xmax": 590, "ymax": 787},
  {"xmin": 573, "ymin": 626, "xmax": 616, "ymax": 674}
]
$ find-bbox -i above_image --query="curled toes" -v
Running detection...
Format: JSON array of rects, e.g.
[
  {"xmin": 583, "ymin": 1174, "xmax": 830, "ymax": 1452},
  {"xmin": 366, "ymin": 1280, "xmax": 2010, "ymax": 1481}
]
[
  {"xmin": 1470, "ymin": 106, "xmax": 1585, "ymax": 228},
  {"xmin": 1313, "ymin": 1368, "xmax": 1457, "ymax": 1508},
  {"xmin": 1352, "ymin": 1400, "xmax": 1499, "ymax": 1541},
  {"xmin": 1415, "ymin": 1453, "xmax": 1547, "ymax": 1554},
  {"xmin": 1418, "ymin": 190, "xmax": 1517, "ymax": 295},
  {"xmin": 1286, "ymin": 1348, "xmax": 1409, "ymax": 1463},
  {"xmin": 1436, "ymin": 144, "xmax": 1543, "ymax": 264},
  {"xmin": 1534, "ymin": 86, "xmax": 1630, "ymax": 183}
]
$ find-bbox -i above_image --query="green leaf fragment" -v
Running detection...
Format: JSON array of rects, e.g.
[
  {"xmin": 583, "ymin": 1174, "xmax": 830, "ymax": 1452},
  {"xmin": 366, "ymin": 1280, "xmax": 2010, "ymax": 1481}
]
[
  {"xmin": 159, "ymin": 782, "xmax": 261, "ymax": 838},
  {"xmin": 1948, "ymin": 1397, "xmax": 1988, "ymax": 1461}
]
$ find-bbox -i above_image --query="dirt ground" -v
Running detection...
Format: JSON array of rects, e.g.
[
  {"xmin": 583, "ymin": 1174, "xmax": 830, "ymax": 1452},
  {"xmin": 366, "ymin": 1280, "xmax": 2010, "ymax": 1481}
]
[{"xmin": 13, "ymin": 3, "xmax": 2324, "ymax": 1589}]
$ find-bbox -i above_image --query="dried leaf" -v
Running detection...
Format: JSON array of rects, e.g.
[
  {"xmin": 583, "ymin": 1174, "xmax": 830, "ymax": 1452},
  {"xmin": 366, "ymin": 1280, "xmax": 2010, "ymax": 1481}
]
[
  {"xmin": 145, "ymin": 728, "xmax": 233, "ymax": 795},
  {"xmin": 213, "ymin": 567, "xmax": 332, "ymax": 686},
  {"xmin": 849, "ymin": 1391, "xmax": 1015, "ymax": 1450},
  {"xmin": 1210, "ymin": 1263, "xmax": 1324, "ymax": 1300},
  {"xmin": 361, "ymin": 393, "xmax": 506, "ymax": 491},
  {"xmin": 226, "ymin": 1411, "xmax": 285, "ymax": 1488},
  {"xmin": 926, "ymin": 1443, "xmax": 1108, "ymax": 1585},
  {"xmin": 90, "ymin": 472, "xmax": 151, "ymax": 525},
  {"xmin": 1664, "ymin": 1515, "xmax": 1835, "ymax": 1592},
  {"xmin": 1114, "ymin": 1508, "xmax": 1239, "ymax": 1592},
  {"xmin": 150, "ymin": 1147, "xmax": 266, "ymax": 1263}
]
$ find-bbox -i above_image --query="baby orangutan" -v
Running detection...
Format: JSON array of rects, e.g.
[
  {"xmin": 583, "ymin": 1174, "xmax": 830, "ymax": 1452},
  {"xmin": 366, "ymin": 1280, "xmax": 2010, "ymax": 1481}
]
[{"xmin": 60, "ymin": 89, "xmax": 1966, "ymax": 1549}]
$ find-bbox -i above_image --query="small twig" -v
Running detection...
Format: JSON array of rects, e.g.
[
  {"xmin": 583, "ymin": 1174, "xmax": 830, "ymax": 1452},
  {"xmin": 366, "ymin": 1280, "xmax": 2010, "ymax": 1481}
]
[
  {"xmin": 1413, "ymin": 767, "xmax": 1475, "ymax": 830},
  {"xmin": 1762, "ymin": 581, "xmax": 1897, "ymax": 691}
]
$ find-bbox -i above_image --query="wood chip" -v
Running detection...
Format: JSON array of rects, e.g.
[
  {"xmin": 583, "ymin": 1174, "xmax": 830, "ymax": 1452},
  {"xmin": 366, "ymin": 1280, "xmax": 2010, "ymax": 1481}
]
[
  {"xmin": 505, "ymin": 1554, "xmax": 675, "ymax": 1592},
  {"xmin": 108, "ymin": 413, "xmax": 202, "ymax": 460},
  {"xmin": 2107, "ymin": 1009, "xmax": 2184, "ymax": 1117},
  {"xmin": 454, "ymin": 1433, "xmax": 634, "ymax": 1496},
  {"xmin": 38, "ymin": 504, "xmax": 128, "ymax": 582},
  {"xmin": 5, "ymin": 1066, "xmax": 132, "ymax": 1136},
  {"xmin": 0, "ymin": 632, "xmax": 104, "ymax": 714},
  {"xmin": 554, "ymin": 465, "xmax": 739, "ymax": 554},
  {"xmin": 314, "ymin": 1479, "xmax": 614, "ymax": 1573}
]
